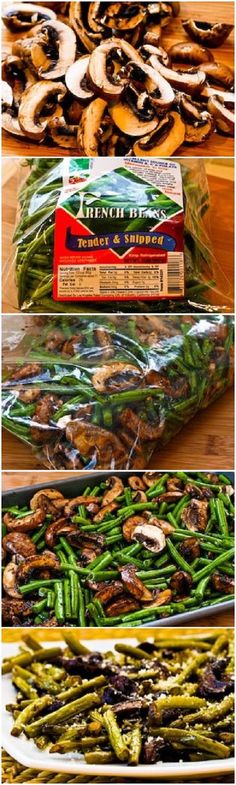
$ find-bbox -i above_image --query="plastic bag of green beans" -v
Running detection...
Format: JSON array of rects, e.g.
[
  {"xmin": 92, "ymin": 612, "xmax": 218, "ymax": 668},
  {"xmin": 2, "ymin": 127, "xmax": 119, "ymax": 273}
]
[
  {"xmin": 2, "ymin": 314, "xmax": 234, "ymax": 470},
  {"xmin": 4, "ymin": 157, "xmax": 233, "ymax": 313}
]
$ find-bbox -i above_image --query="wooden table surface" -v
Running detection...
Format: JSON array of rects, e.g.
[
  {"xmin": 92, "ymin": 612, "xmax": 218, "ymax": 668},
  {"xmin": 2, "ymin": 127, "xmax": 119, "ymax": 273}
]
[
  {"xmin": 2, "ymin": 1, "xmax": 234, "ymax": 158},
  {"xmin": 2, "ymin": 470, "xmax": 234, "ymax": 628},
  {"xmin": 2, "ymin": 168, "xmax": 234, "ymax": 311}
]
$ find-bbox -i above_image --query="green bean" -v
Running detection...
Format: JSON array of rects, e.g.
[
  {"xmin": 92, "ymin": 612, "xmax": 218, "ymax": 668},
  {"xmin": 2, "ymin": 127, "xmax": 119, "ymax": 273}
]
[
  {"xmin": 103, "ymin": 709, "xmax": 129, "ymax": 762},
  {"xmin": 25, "ymin": 693, "xmax": 100, "ymax": 737},
  {"xmin": 152, "ymin": 728, "xmax": 230, "ymax": 758},
  {"xmin": 128, "ymin": 724, "xmax": 142, "ymax": 765}
]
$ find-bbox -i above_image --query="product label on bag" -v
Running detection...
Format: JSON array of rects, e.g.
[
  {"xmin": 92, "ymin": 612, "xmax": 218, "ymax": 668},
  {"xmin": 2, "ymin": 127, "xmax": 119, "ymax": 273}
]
[{"xmin": 53, "ymin": 158, "xmax": 185, "ymax": 302}]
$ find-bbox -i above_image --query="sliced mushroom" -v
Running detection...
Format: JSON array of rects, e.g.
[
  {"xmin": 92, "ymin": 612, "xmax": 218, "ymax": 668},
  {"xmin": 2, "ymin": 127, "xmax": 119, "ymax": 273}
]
[
  {"xmin": 157, "ymin": 491, "xmax": 184, "ymax": 502},
  {"xmin": 45, "ymin": 520, "xmax": 78, "ymax": 548},
  {"xmin": 2, "ymin": 3, "xmax": 56, "ymax": 31},
  {"xmin": 64, "ymin": 496, "xmax": 101, "ymax": 515},
  {"xmin": 143, "ymin": 471, "xmax": 163, "ymax": 487},
  {"xmin": 198, "ymin": 660, "xmax": 233, "ymax": 699},
  {"xmin": 2, "ymin": 597, "xmax": 34, "ymax": 625},
  {"xmin": 168, "ymin": 42, "xmax": 214, "ymax": 65},
  {"xmin": 2, "ymin": 108, "xmax": 25, "ymax": 137},
  {"xmin": 3, "ymin": 562, "xmax": 22, "ymax": 598},
  {"xmin": 88, "ymin": 38, "xmax": 143, "ymax": 100},
  {"xmin": 11, "ymin": 363, "xmax": 41, "ymax": 381},
  {"xmin": 128, "ymin": 475, "xmax": 146, "ymax": 491},
  {"xmin": 66, "ymin": 420, "xmax": 127, "ymax": 468},
  {"xmin": 179, "ymin": 94, "xmax": 214, "ymax": 143},
  {"xmin": 1, "ymin": 80, "xmax": 13, "ymax": 109},
  {"xmin": 93, "ymin": 501, "xmax": 118, "ymax": 522},
  {"xmin": 65, "ymin": 56, "xmax": 94, "ymax": 101},
  {"xmin": 92, "ymin": 362, "xmax": 143, "ymax": 393},
  {"xmin": 30, "ymin": 20, "xmax": 76, "ymax": 79},
  {"xmin": 133, "ymin": 111, "xmax": 185, "ymax": 157},
  {"xmin": 170, "ymin": 570, "xmax": 193, "ymax": 599},
  {"xmin": 132, "ymin": 523, "xmax": 166, "ymax": 553},
  {"xmin": 49, "ymin": 118, "xmax": 79, "ymax": 148},
  {"xmin": 69, "ymin": 1, "xmax": 101, "ymax": 53},
  {"xmin": 94, "ymin": 327, "xmax": 114, "ymax": 360},
  {"xmin": 105, "ymin": 596, "xmax": 140, "ymax": 616},
  {"xmin": 2, "ymin": 532, "xmax": 36, "ymax": 560},
  {"xmin": 102, "ymin": 476, "xmax": 124, "ymax": 506},
  {"xmin": 179, "ymin": 537, "xmax": 201, "ymax": 562},
  {"xmin": 146, "ymin": 588, "xmax": 172, "ymax": 607},
  {"xmin": 15, "ymin": 387, "xmax": 41, "ymax": 404},
  {"xmin": 126, "ymin": 60, "xmax": 175, "ymax": 110},
  {"xmin": 200, "ymin": 62, "xmax": 234, "ymax": 90},
  {"xmin": 123, "ymin": 514, "xmax": 147, "ymax": 542},
  {"xmin": 119, "ymin": 564, "xmax": 153, "ymax": 601},
  {"xmin": 119, "ymin": 408, "xmax": 164, "ymax": 441},
  {"xmin": 101, "ymin": 3, "xmax": 147, "ymax": 31},
  {"xmin": 3, "ymin": 508, "xmax": 46, "ymax": 533},
  {"xmin": 30, "ymin": 488, "xmax": 64, "ymax": 511},
  {"xmin": 140, "ymin": 44, "xmax": 171, "ymax": 67},
  {"xmin": 77, "ymin": 97, "xmax": 107, "ymax": 155},
  {"xmin": 181, "ymin": 499, "xmax": 208, "ymax": 532},
  {"xmin": 211, "ymin": 572, "xmax": 234, "ymax": 595},
  {"xmin": 208, "ymin": 94, "xmax": 234, "ymax": 135},
  {"xmin": 18, "ymin": 80, "xmax": 66, "ymax": 140},
  {"xmin": 182, "ymin": 20, "xmax": 234, "ymax": 48},
  {"xmin": 17, "ymin": 551, "xmax": 60, "ymax": 582},
  {"xmin": 95, "ymin": 581, "xmax": 124, "ymax": 605},
  {"xmin": 109, "ymin": 97, "xmax": 158, "ymax": 137},
  {"xmin": 149, "ymin": 55, "xmax": 206, "ymax": 95}
]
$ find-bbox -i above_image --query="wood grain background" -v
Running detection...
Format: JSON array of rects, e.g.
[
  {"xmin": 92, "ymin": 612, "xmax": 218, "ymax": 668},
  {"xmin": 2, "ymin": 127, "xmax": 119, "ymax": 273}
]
[{"xmin": 2, "ymin": 1, "xmax": 234, "ymax": 158}]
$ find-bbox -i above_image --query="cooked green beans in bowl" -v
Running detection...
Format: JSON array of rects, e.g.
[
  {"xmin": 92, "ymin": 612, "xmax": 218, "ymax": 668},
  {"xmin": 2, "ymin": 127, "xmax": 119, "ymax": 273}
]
[
  {"xmin": 2, "ymin": 631, "xmax": 234, "ymax": 769},
  {"xmin": 2, "ymin": 471, "xmax": 234, "ymax": 627}
]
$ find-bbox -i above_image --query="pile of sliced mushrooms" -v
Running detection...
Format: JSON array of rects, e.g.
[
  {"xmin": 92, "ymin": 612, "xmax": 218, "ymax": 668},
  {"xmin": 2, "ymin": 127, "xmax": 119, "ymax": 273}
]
[{"xmin": 1, "ymin": 1, "xmax": 235, "ymax": 154}]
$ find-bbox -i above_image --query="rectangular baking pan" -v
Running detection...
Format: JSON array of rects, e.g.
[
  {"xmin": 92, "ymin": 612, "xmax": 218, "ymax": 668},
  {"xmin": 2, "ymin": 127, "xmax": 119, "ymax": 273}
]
[{"xmin": 2, "ymin": 471, "xmax": 234, "ymax": 628}]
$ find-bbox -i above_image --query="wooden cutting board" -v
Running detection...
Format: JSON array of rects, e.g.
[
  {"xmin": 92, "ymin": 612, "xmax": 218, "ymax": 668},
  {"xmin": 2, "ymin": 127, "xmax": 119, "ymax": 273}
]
[
  {"xmin": 2, "ymin": 168, "xmax": 234, "ymax": 311},
  {"xmin": 2, "ymin": 1, "xmax": 234, "ymax": 157}
]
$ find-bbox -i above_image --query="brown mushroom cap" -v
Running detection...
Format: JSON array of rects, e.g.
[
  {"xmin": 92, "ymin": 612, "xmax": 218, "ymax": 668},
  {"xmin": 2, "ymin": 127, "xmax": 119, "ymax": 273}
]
[
  {"xmin": 30, "ymin": 488, "xmax": 64, "ymax": 511},
  {"xmin": 2, "ymin": 532, "xmax": 36, "ymax": 560},
  {"xmin": 149, "ymin": 55, "xmax": 206, "ymax": 95},
  {"xmin": 133, "ymin": 112, "xmax": 185, "ymax": 157},
  {"xmin": 119, "ymin": 564, "xmax": 153, "ymax": 601},
  {"xmin": 200, "ymin": 62, "xmax": 234, "ymax": 90},
  {"xmin": 101, "ymin": 3, "xmax": 147, "ymax": 31},
  {"xmin": 2, "ymin": 3, "xmax": 56, "ymax": 31},
  {"xmin": 168, "ymin": 41, "xmax": 214, "ymax": 65},
  {"xmin": 66, "ymin": 419, "xmax": 127, "ymax": 468},
  {"xmin": 3, "ymin": 562, "xmax": 22, "ymax": 598},
  {"xmin": 45, "ymin": 519, "xmax": 78, "ymax": 548},
  {"xmin": 49, "ymin": 118, "xmax": 79, "ymax": 149},
  {"xmin": 102, "ymin": 475, "xmax": 124, "ymax": 505},
  {"xmin": 181, "ymin": 499, "xmax": 209, "ymax": 532},
  {"xmin": 182, "ymin": 20, "xmax": 234, "ymax": 48},
  {"xmin": 17, "ymin": 551, "xmax": 60, "ymax": 582},
  {"xmin": 3, "ymin": 508, "xmax": 46, "ymax": 532},
  {"xmin": 88, "ymin": 37, "xmax": 144, "ymax": 100},
  {"xmin": 109, "ymin": 99, "xmax": 158, "ymax": 137}
]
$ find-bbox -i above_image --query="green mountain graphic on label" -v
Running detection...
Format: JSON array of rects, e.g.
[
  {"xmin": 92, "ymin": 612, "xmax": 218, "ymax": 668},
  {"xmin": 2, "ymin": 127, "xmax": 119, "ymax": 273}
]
[{"xmin": 62, "ymin": 168, "xmax": 180, "ymax": 256}]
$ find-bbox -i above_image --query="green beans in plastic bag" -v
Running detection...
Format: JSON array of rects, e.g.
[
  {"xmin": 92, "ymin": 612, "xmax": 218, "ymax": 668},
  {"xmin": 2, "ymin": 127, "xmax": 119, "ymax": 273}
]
[
  {"xmin": 5, "ymin": 157, "xmax": 233, "ymax": 313},
  {"xmin": 2, "ymin": 314, "xmax": 234, "ymax": 470}
]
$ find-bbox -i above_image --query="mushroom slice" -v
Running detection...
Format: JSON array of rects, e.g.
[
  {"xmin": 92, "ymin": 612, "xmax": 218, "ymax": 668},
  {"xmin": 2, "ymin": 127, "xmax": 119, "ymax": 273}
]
[
  {"xmin": 3, "ymin": 562, "xmax": 22, "ymax": 598},
  {"xmin": 149, "ymin": 55, "xmax": 206, "ymax": 95},
  {"xmin": 94, "ymin": 327, "xmax": 114, "ymax": 359},
  {"xmin": 2, "ymin": 3, "xmax": 56, "ymax": 31},
  {"xmin": 109, "ymin": 97, "xmax": 158, "ymax": 137},
  {"xmin": 179, "ymin": 94, "xmax": 214, "ymax": 143},
  {"xmin": 2, "ymin": 532, "xmax": 36, "ymax": 560},
  {"xmin": 123, "ymin": 514, "xmax": 147, "ymax": 542},
  {"xmin": 64, "ymin": 496, "xmax": 101, "ymax": 515},
  {"xmin": 181, "ymin": 499, "xmax": 208, "ymax": 532},
  {"xmin": 105, "ymin": 596, "xmax": 140, "ymax": 616},
  {"xmin": 18, "ymin": 80, "xmax": 66, "ymax": 140},
  {"xmin": 93, "ymin": 501, "xmax": 118, "ymax": 522},
  {"xmin": 95, "ymin": 581, "xmax": 124, "ymax": 605},
  {"xmin": 182, "ymin": 20, "xmax": 234, "ymax": 48},
  {"xmin": 101, "ymin": 3, "xmax": 147, "ymax": 31},
  {"xmin": 2, "ymin": 102, "xmax": 25, "ymax": 138},
  {"xmin": 31, "ymin": 20, "xmax": 76, "ymax": 80},
  {"xmin": 140, "ymin": 44, "xmax": 171, "ymax": 67},
  {"xmin": 92, "ymin": 362, "xmax": 143, "ymax": 393},
  {"xmin": 1, "ymin": 80, "xmax": 13, "ymax": 109},
  {"xmin": 146, "ymin": 588, "xmax": 172, "ymax": 607},
  {"xmin": 208, "ymin": 94, "xmax": 234, "ymax": 135},
  {"xmin": 30, "ymin": 488, "xmax": 64, "ymax": 511},
  {"xmin": 119, "ymin": 564, "xmax": 153, "ymax": 601},
  {"xmin": 170, "ymin": 570, "xmax": 193, "ymax": 599},
  {"xmin": 77, "ymin": 97, "xmax": 107, "ymax": 155},
  {"xmin": 200, "ymin": 62, "xmax": 234, "ymax": 91},
  {"xmin": 128, "ymin": 475, "xmax": 146, "ymax": 491},
  {"xmin": 102, "ymin": 475, "xmax": 124, "ymax": 506},
  {"xmin": 179, "ymin": 537, "xmax": 201, "ymax": 562},
  {"xmin": 127, "ymin": 60, "xmax": 175, "ymax": 110},
  {"xmin": 211, "ymin": 572, "xmax": 234, "ymax": 595},
  {"xmin": 200, "ymin": 86, "xmax": 235, "ymax": 103},
  {"xmin": 88, "ymin": 38, "xmax": 143, "ymax": 100},
  {"xmin": 65, "ymin": 420, "xmax": 127, "ymax": 468},
  {"xmin": 49, "ymin": 118, "xmax": 79, "ymax": 148},
  {"xmin": 17, "ymin": 551, "xmax": 60, "ymax": 582},
  {"xmin": 132, "ymin": 523, "xmax": 166, "ymax": 553},
  {"xmin": 69, "ymin": 1, "xmax": 100, "ymax": 53},
  {"xmin": 45, "ymin": 519, "xmax": 78, "ymax": 548},
  {"xmin": 143, "ymin": 471, "xmax": 163, "ymax": 487},
  {"xmin": 3, "ymin": 508, "xmax": 46, "ymax": 532},
  {"xmin": 168, "ymin": 41, "xmax": 214, "ymax": 65},
  {"xmin": 66, "ymin": 56, "xmax": 94, "ymax": 101},
  {"xmin": 133, "ymin": 111, "xmax": 185, "ymax": 156}
]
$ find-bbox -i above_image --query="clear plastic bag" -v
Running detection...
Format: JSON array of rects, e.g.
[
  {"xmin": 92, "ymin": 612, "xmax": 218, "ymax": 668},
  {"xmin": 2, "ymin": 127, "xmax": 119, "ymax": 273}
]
[
  {"xmin": 2, "ymin": 314, "xmax": 234, "ymax": 470},
  {"xmin": 3, "ymin": 157, "xmax": 233, "ymax": 313}
]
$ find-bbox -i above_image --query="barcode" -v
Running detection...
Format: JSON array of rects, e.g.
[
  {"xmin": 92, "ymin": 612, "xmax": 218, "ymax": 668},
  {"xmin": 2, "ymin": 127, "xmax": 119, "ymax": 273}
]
[{"xmin": 167, "ymin": 253, "xmax": 184, "ymax": 294}]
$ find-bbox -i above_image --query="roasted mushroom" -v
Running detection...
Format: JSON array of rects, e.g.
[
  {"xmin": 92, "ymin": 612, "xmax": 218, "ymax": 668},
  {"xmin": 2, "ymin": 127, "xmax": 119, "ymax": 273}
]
[
  {"xmin": 168, "ymin": 41, "xmax": 214, "ymax": 65},
  {"xmin": 65, "ymin": 420, "xmax": 127, "ymax": 468},
  {"xmin": 133, "ymin": 111, "xmax": 185, "ymax": 155},
  {"xmin": 30, "ymin": 488, "xmax": 64, "ymax": 511},
  {"xmin": 92, "ymin": 362, "xmax": 143, "ymax": 393},
  {"xmin": 182, "ymin": 20, "xmax": 234, "ymax": 48},
  {"xmin": 45, "ymin": 519, "xmax": 78, "ymax": 548},
  {"xmin": 211, "ymin": 572, "xmax": 234, "ymax": 595},
  {"xmin": 18, "ymin": 80, "xmax": 66, "ymax": 140},
  {"xmin": 119, "ymin": 564, "xmax": 153, "ymax": 601},
  {"xmin": 170, "ymin": 570, "xmax": 193, "ymax": 599},
  {"xmin": 208, "ymin": 94, "xmax": 234, "ymax": 135},
  {"xmin": 179, "ymin": 537, "xmax": 201, "ymax": 562},
  {"xmin": 2, "ymin": 532, "xmax": 36, "ymax": 560},
  {"xmin": 102, "ymin": 476, "xmax": 124, "ymax": 505},
  {"xmin": 2, "ymin": 3, "xmax": 56, "ymax": 31},
  {"xmin": 3, "ymin": 562, "xmax": 22, "ymax": 598},
  {"xmin": 132, "ymin": 523, "xmax": 166, "ymax": 552},
  {"xmin": 3, "ymin": 508, "xmax": 46, "ymax": 533},
  {"xmin": 17, "ymin": 551, "xmax": 60, "ymax": 582},
  {"xmin": 181, "ymin": 499, "xmax": 208, "ymax": 532},
  {"xmin": 198, "ymin": 660, "xmax": 233, "ymax": 699}
]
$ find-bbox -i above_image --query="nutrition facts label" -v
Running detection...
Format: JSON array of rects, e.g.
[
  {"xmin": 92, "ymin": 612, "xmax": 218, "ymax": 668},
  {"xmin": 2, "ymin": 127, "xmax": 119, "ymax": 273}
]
[{"xmin": 57, "ymin": 256, "xmax": 184, "ymax": 300}]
